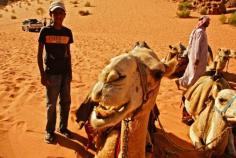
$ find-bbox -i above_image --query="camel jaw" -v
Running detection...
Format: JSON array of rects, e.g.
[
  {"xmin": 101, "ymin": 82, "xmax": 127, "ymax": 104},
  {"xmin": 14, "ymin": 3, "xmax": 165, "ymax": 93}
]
[
  {"xmin": 90, "ymin": 101, "xmax": 133, "ymax": 129},
  {"xmin": 95, "ymin": 102, "xmax": 129, "ymax": 119},
  {"xmin": 226, "ymin": 116, "xmax": 236, "ymax": 123}
]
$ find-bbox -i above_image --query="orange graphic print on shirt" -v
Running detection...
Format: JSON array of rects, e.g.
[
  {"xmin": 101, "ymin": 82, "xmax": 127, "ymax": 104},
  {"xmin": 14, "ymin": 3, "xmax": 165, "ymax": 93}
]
[{"xmin": 45, "ymin": 35, "xmax": 69, "ymax": 44}]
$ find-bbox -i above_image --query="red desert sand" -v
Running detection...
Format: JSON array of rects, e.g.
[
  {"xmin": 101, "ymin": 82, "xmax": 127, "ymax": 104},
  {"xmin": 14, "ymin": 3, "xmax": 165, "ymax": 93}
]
[{"xmin": 0, "ymin": 0, "xmax": 235, "ymax": 158}]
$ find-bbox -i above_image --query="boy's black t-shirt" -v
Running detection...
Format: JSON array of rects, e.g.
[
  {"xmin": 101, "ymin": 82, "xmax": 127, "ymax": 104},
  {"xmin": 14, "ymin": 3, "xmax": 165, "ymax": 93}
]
[{"xmin": 38, "ymin": 26, "xmax": 73, "ymax": 74}]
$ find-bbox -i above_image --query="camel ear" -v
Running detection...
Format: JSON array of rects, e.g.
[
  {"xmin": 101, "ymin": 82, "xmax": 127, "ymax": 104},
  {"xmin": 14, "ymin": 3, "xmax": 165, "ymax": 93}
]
[
  {"xmin": 230, "ymin": 50, "xmax": 236, "ymax": 58},
  {"xmin": 178, "ymin": 42, "xmax": 183, "ymax": 48},
  {"xmin": 134, "ymin": 41, "xmax": 140, "ymax": 48},
  {"xmin": 140, "ymin": 41, "xmax": 150, "ymax": 49},
  {"xmin": 179, "ymin": 43, "xmax": 186, "ymax": 51},
  {"xmin": 211, "ymin": 84, "xmax": 221, "ymax": 99}
]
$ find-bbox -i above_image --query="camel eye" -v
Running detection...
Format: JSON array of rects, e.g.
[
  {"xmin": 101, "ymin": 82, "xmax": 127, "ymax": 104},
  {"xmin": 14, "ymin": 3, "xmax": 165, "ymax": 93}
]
[
  {"xmin": 219, "ymin": 97, "xmax": 227, "ymax": 105},
  {"xmin": 173, "ymin": 47, "xmax": 177, "ymax": 51},
  {"xmin": 106, "ymin": 70, "xmax": 126, "ymax": 83},
  {"xmin": 152, "ymin": 69, "xmax": 164, "ymax": 80}
]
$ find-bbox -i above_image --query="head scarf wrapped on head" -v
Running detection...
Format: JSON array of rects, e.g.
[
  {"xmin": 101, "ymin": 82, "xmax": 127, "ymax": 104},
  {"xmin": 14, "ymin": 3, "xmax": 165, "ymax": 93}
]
[{"xmin": 196, "ymin": 15, "xmax": 210, "ymax": 29}]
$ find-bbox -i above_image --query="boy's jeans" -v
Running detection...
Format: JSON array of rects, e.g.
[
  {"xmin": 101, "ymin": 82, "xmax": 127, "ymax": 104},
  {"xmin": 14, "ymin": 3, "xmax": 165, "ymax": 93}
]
[{"xmin": 45, "ymin": 74, "xmax": 71, "ymax": 133}]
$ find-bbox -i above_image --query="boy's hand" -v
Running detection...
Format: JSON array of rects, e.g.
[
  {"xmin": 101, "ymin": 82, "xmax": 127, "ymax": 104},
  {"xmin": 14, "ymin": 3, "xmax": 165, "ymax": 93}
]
[{"xmin": 41, "ymin": 73, "xmax": 49, "ymax": 86}]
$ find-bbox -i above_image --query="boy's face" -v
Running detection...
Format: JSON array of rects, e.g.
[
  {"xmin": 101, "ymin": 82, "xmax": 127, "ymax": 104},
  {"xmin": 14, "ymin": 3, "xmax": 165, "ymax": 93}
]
[{"xmin": 50, "ymin": 8, "xmax": 66, "ymax": 26}]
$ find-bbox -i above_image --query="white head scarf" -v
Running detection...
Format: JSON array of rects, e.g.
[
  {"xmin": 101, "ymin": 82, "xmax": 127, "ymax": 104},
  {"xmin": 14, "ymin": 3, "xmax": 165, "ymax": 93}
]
[{"xmin": 196, "ymin": 15, "xmax": 210, "ymax": 29}]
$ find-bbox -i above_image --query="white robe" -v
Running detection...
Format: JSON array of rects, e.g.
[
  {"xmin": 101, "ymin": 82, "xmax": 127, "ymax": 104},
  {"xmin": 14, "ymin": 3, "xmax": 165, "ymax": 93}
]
[{"xmin": 179, "ymin": 27, "xmax": 209, "ymax": 88}]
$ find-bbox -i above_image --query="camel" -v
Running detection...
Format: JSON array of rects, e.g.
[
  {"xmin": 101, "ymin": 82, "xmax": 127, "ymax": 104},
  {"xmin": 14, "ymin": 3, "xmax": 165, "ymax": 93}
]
[
  {"xmin": 161, "ymin": 42, "xmax": 187, "ymax": 62},
  {"xmin": 207, "ymin": 48, "xmax": 236, "ymax": 73},
  {"xmin": 76, "ymin": 41, "xmax": 174, "ymax": 158},
  {"xmin": 231, "ymin": 49, "xmax": 236, "ymax": 58},
  {"xmin": 162, "ymin": 43, "xmax": 213, "ymax": 78},
  {"xmin": 183, "ymin": 73, "xmax": 231, "ymax": 120},
  {"xmin": 161, "ymin": 42, "xmax": 188, "ymax": 78},
  {"xmin": 189, "ymin": 89, "xmax": 236, "ymax": 157}
]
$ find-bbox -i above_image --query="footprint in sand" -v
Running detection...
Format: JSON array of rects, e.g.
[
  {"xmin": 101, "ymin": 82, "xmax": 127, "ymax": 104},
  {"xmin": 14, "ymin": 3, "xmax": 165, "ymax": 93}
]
[
  {"xmin": 15, "ymin": 121, "xmax": 27, "ymax": 132},
  {"xmin": 0, "ymin": 114, "xmax": 13, "ymax": 122},
  {"xmin": 4, "ymin": 86, "xmax": 11, "ymax": 91},
  {"xmin": 74, "ymin": 84, "xmax": 86, "ymax": 88},
  {"xmin": 9, "ymin": 94, "xmax": 15, "ymax": 98},
  {"xmin": 9, "ymin": 71, "xmax": 16, "ymax": 75},
  {"xmin": 16, "ymin": 77, "xmax": 26, "ymax": 82},
  {"xmin": 22, "ymin": 73, "xmax": 31, "ymax": 78},
  {"xmin": 2, "ymin": 75, "xmax": 9, "ymax": 80},
  {"xmin": 2, "ymin": 104, "xmax": 9, "ymax": 109},
  {"xmin": 13, "ymin": 86, "xmax": 20, "ymax": 92},
  {"xmin": 27, "ymin": 85, "xmax": 37, "ymax": 93}
]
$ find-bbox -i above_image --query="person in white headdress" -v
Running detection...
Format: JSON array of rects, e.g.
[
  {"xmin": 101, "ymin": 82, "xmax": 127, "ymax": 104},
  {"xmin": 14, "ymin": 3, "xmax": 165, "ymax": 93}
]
[{"xmin": 175, "ymin": 16, "xmax": 211, "ymax": 89}]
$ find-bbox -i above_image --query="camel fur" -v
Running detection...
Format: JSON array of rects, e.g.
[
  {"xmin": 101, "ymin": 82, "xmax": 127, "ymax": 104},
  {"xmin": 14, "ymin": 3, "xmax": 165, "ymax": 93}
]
[
  {"xmin": 162, "ymin": 43, "xmax": 213, "ymax": 78},
  {"xmin": 184, "ymin": 73, "xmax": 231, "ymax": 119},
  {"xmin": 190, "ymin": 89, "xmax": 236, "ymax": 157},
  {"xmin": 76, "ymin": 41, "xmax": 175, "ymax": 158},
  {"xmin": 207, "ymin": 48, "xmax": 236, "ymax": 73},
  {"xmin": 161, "ymin": 42, "xmax": 188, "ymax": 78}
]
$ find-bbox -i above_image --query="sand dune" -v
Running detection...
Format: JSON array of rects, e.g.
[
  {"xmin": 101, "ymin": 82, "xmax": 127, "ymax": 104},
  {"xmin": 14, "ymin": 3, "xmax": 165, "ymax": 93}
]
[{"xmin": 0, "ymin": 0, "xmax": 235, "ymax": 158}]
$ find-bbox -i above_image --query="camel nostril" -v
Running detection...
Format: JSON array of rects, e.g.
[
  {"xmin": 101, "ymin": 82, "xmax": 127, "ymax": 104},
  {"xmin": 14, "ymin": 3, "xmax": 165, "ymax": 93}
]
[
  {"xmin": 92, "ymin": 90, "xmax": 102, "ymax": 101},
  {"xmin": 97, "ymin": 90, "xmax": 102, "ymax": 98},
  {"xmin": 92, "ymin": 82, "xmax": 104, "ymax": 101}
]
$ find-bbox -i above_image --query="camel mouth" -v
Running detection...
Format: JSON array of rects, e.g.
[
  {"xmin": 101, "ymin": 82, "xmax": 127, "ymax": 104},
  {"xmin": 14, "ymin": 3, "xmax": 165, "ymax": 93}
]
[
  {"xmin": 226, "ymin": 116, "xmax": 236, "ymax": 123},
  {"xmin": 95, "ymin": 102, "xmax": 129, "ymax": 119}
]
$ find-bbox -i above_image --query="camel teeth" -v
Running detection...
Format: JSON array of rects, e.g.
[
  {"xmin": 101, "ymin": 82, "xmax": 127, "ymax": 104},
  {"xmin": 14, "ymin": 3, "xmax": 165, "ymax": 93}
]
[{"xmin": 118, "ymin": 106, "xmax": 125, "ymax": 112}]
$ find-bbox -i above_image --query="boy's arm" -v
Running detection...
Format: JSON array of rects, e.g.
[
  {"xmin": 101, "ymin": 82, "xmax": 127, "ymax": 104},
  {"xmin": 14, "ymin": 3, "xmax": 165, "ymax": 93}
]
[
  {"xmin": 67, "ymin": 44, "xmax": 72, "ymax": 82},
  {"xmin": 37, "ymin": 42, "xmax": 47, "ymax": 86}
]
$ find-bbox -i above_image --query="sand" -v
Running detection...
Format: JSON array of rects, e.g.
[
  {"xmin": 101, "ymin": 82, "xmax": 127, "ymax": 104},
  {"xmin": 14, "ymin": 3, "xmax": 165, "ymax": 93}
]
[{"xmin": 0, "ymin": 0, "xmax": 235, "ymax": 158}]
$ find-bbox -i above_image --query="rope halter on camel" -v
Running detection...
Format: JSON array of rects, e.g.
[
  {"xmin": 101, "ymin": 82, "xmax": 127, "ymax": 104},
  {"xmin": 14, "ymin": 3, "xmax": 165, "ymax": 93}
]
[
  {"xmin": 121, "ymin": 55, "xmax": 149, "ymax": 158},
  {"xmin": 214, "ymin": 95, "xmax": 236, "ymax": 116}
]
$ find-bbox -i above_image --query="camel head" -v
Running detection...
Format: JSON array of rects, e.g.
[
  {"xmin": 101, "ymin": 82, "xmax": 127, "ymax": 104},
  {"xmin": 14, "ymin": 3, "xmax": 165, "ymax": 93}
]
[
  {"xmin": 162, "ymin": 42, "xmax": 187, "ymax": 62},
  {"xmin": 214, "ymin": 89, "xmax": 236, "ymax": 123},
  {"xmin": 207, "ymin": 48, "xmax": 232, "ymax": 72},
  {"xmin": 90, "ymin": 41, "xmax": 169, "ymax": 130},
  {"xmin": 219, "ymin": 48, "xmax": 231, "ymax": 55},
  {"xmin": 169, "ymin": 42, "xmax": 186, "ymax": 56},
  {"xmin": 218, "ymin": 48, "xmax": 231, "ymax": 61},
  {"xmin": 162, "ymin": 42, "xmax": 188, "ymax": 78},
  {"xmin": 189, "ymin": 89, "xmax": 236, "ymax": 157}
]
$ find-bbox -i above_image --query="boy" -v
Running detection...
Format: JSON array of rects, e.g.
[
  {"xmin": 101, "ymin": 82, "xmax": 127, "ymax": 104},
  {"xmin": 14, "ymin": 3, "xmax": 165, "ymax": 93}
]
[{"xmin": 37, "ymin": 0, "xmax": 73, "ymax": 143}]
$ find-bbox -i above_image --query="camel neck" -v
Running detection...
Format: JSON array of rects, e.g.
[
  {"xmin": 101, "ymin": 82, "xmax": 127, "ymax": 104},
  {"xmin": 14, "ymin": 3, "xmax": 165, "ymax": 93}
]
[
  {"xmin": 119, "ymin": 93, "xmax": 158, "ymax": 158},
  {"xmin": 120, "ymin": 115, "xmax": 149, "ymax": 158},
  {"xmin": 205, "ymin": 109, "xmax": 227, "ymax": 148}
]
